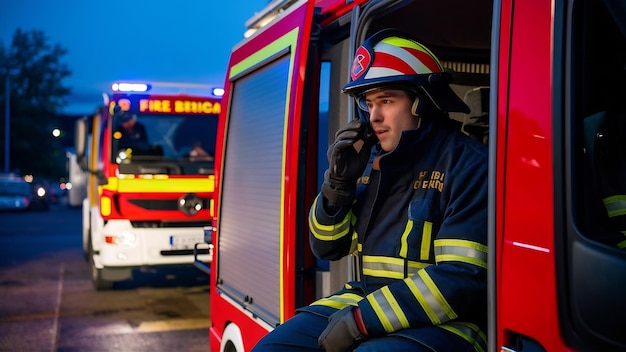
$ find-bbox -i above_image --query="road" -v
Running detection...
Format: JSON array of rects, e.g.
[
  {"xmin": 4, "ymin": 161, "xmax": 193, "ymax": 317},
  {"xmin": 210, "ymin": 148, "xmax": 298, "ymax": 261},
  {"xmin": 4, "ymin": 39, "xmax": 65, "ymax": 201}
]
[{"xmin": 0, "ymin": 197, "xmax": 211, "ymax": 352}]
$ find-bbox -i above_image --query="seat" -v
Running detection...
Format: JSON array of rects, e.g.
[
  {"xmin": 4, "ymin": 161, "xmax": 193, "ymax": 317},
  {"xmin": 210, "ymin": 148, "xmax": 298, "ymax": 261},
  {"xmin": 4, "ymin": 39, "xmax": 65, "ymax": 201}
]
[
  {"xmin": 583, "ymin": 110, "xmax": 626, "ymax": 249},
  {"xmin": 461, "ymin": 86, "xmax": 489, "ymax": 145}
]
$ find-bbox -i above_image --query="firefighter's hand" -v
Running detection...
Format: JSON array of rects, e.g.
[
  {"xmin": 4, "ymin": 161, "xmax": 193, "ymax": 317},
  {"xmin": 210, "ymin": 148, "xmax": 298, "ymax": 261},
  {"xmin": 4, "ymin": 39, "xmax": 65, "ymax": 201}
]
[
  {"xmin": 318, "ymin": 306, "xmax": 368, "ymax": 352},
  {"xmin": 321, "ymin": 119, "xmax": 375, "ymax": 207}
]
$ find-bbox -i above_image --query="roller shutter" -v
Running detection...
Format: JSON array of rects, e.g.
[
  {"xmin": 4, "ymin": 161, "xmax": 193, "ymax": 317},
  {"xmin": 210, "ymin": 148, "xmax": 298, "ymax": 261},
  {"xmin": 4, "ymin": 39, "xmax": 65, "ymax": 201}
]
[{"xmin": 218, "ymin": 55, "xmax": 290, "ymax": 326}]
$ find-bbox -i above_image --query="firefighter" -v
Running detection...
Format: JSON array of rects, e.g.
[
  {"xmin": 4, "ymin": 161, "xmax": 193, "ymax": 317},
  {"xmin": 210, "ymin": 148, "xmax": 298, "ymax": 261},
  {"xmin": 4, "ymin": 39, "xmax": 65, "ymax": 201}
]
[
  {"xmin": 113, "ymin": 107, "xmax": 149, "ymax": 151},
  {"xmin": 252, "ymin": 29, "xmax": 488, "ymax": 352}
]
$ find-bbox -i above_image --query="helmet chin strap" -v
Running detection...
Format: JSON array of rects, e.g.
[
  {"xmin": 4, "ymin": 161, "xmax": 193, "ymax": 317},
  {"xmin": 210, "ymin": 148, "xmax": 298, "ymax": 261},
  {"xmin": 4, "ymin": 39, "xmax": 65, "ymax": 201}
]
[{"xmin": 411, "ymin": 97, "xmax": 420, "ymax": 116}]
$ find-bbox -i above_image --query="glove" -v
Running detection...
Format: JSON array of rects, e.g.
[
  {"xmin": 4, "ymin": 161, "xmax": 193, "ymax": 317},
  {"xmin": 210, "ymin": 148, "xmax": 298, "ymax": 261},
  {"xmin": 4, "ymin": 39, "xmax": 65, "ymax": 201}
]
[
  {"xmin": 318, "ymin": 306, "xmax": 368, "ymax": 352},
  {"xmin": 321, "ymin": 119, "xmax": 375, "ymax": 207}
]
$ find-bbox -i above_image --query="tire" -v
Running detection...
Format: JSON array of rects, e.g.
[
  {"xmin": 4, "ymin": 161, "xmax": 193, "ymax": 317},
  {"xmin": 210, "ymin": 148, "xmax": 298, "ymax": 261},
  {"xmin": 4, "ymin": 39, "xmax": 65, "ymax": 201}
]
[
  {"xmin": 224, "ymin": 341, "xmax": 238, "ymax": 352},
  {"xmin": 91, "ymin": 258, "xmax": 113, "ymax": 290},
  {"xmin": 89, "ymin": 240, "xmax": 113, "ymax": 291},
  {"xmin": 82, "ymin": 231, "xmax": 91, "ymax": 261}
]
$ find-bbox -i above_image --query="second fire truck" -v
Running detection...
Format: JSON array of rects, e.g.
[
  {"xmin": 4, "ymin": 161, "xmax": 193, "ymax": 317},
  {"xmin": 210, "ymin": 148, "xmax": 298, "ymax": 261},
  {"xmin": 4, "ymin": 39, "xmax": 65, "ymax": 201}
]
[{"xmin": 75, "ymin": 82, "xmax": 221, "ymax": 290}]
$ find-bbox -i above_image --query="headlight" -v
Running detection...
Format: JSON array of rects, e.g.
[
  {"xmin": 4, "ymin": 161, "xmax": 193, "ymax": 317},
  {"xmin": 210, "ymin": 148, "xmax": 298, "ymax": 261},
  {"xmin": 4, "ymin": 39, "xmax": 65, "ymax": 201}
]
[
  {"xmin": 178, "ymin": 193, "xmax": 203, "ymax": 215},
  {"xmin": 36, "ymin": 187, "xmax": 46, "ymax": 198}
]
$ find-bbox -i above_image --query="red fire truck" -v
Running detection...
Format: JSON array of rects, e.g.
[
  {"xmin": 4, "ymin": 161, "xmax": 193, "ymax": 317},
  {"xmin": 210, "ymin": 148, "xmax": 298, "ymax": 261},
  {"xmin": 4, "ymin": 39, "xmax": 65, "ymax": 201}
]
[
  {"xmin": 208, "ymin": 0, "xmax": 626, "ymax": 351},
  {"xmin": 75, "ymin": 82, "xmax": 221, "ymax": 290}
]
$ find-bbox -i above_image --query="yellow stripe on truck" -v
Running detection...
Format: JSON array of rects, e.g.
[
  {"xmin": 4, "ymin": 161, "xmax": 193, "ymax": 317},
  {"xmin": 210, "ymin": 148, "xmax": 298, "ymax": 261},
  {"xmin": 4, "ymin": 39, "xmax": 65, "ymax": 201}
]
[{"xmin": 102, "ymin": 175, "xmax": 215, "ymax": 193}]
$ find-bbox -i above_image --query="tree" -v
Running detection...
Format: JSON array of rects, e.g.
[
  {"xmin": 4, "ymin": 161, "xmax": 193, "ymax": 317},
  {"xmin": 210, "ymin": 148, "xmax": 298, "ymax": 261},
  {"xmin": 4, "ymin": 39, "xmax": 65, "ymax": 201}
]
[{"xmin": 0, "ymin": 29, "xmax": 72, "ymax": 179}]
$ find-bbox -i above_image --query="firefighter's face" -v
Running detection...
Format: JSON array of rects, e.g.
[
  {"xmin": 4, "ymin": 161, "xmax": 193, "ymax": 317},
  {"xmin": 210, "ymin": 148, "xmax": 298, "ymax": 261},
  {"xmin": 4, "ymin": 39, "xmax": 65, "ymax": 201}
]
[
  {"xmin": 364, "ymin": 88, "xmax": 418, "ymax": 151},
  {"xmin": 121, "ymin": 118, "xmax": 135, "ymax": 129}
]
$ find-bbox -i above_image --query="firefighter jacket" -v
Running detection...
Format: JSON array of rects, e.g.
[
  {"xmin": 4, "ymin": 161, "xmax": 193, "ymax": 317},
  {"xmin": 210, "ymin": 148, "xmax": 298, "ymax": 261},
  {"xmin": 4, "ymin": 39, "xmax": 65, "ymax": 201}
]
[{"xmin": 303, "ymin": 117, "xmax": 488, "ymax": 351}]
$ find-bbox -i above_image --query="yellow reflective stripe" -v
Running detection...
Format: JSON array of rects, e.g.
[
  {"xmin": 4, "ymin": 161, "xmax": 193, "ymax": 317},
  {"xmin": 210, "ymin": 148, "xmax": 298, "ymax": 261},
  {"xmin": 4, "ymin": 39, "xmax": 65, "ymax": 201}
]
[
  {"xmin": 362, "ymin": 255, "xmax": 430, "ymax": 279},
  {"xmin": 367, "ymin": 287, "xmax": 410, "ymax": 333},
  {"xmin": 308, "ymin": 196, "xmax": 352, "ymax": 241},
  {"xmin": 311, "ymin": 293, "xmax": 363, "ymax": 309},
  {"xmin": 420, "ymin": 221, "xmax": 432, "ymax": 260},
  {"xmin": 362, "ymin": 256, "xmax": 405, "ymax": 279},
  {"xmin": 380, "ymin": 37, "xmax": 443, "ymax": 71},
  {"xmin": 363, "ymin": 256, "xmax": 405, "ymax": 266},
  {"xmin": 349, "ymin": 232, "xmax": 359, "ymax": 253},
  {"xmin": 408, "ymin": 261, "xmax": 430, "ymax": 271},
  {"xmin": 103, "ymin": 175, "xmax": 215, "ymax": 193},
  {"xmin": 418, "ymin": 270, "xmax": 457, "ymax": 320},
  {"xmin": 380, "ymin": 287, "xmax": 409, "ymax": 329},
  {"xmin": 405, "ymin": 274, "xmax": 440, "ymax": 324},
  {"xmin": 618, "ymin": 232, "xmax": 626, "ymax": 249},
  {"xmin": 438, "ymin": 322, "xmax": 487, "ymax": 352},
  {"xmin": 399, "ymin": 220, "xmax": 412, "ymax": 257},
  {"xmin": 403, "ymin": 271, "xmax": 457, "ymax": 324},
  {"xmin": 363, "ymin": 268, "xmax": 404, "ymax": 279},
  {"xmin": 310, "ymin": 299, "xmax": 346, "ymax": 310},
  {"xmin": 101, "ymin": 196, "xmax": 111, "ymax": 216},
  {"xmin": 400, "ymin": 220, "xmax": 433, "ymax": 260},
  {"xmin": 366, "ymin": 293, "xmax": 393, "ymax": 333},
  {"xmin": 434, "ymin": 239, "xmax": 488, "ymax": 269},
  {"xmin": 230, "ymin": 27, "xmax": 298, "ymax": 79},
  {"xmin": 603, "ymin": 195, "xmax": 626, "ymax": 217}
]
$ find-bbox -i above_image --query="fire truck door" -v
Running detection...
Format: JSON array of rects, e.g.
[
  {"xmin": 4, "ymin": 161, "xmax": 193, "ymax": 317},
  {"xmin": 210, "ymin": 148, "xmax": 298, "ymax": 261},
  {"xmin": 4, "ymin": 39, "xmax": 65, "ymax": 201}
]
[{"xmin": 215, "ymin": 0, "xmax": 318, "ymax": 328}]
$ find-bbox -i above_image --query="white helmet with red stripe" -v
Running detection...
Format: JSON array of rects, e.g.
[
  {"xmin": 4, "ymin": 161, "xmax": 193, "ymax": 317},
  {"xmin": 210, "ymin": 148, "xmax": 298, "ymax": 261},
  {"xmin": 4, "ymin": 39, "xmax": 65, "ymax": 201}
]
[{"xmin": 343, "ymin": 29, "xmax": 469, "ymax": 114}]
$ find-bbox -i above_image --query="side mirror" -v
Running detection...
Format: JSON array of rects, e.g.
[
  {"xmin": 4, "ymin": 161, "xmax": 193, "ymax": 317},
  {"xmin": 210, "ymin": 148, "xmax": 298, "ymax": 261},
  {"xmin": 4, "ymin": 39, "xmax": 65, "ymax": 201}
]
[{"xmin": 74, "ymin": 118, "xmax": 88, "ymax": 170}]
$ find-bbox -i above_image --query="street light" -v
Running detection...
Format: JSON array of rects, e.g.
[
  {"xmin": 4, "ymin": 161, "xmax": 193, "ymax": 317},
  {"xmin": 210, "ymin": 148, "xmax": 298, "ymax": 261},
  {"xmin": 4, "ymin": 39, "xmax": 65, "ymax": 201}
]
[
  {"xmin": 3, "ymin": 68, "xmax": 17, "ymax": 174},
  {"xmin": 4, "ymin": 74, "xmax": 9, "ymax": 174}
]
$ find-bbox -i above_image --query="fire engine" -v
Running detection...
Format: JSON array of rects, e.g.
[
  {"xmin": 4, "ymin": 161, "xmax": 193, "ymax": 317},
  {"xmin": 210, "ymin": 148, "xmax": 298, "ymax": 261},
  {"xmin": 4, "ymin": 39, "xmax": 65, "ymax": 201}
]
[
  {"xmin": 208, "ymin": 0, "xmax": 626, "ymax": 351},
  {"xmin": 74, "ymin": 82, "xmax": 221, "ymax": 290}
]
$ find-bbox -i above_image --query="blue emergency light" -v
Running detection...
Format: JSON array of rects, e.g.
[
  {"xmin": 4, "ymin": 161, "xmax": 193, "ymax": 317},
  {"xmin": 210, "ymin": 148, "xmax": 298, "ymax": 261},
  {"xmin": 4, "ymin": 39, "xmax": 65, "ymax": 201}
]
[
  {"xmin": 212, "ymin": 88, "xmax": 225, "ymax": 97},
  {"xmin": 111, "ymin": 82, "xmax": 151, "ymax": 92}
]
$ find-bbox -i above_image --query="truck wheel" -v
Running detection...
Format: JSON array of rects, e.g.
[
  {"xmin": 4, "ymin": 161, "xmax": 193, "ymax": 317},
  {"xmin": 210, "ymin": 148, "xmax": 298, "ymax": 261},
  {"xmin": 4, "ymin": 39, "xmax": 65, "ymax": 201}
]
[
  {"xmin": 89, "ymin": 243, "xmax": 113, "ymax": 290},
  {"xmin": 83, "ymin": 233, "xmax": 91, "ymax": 261},
  {"xmin": 223, "ymin": 341, "xmax": 237, "ymax": 352},
  {"xmin": 91, "ymin": 257, "xmax": 113, "ymax": 290}
]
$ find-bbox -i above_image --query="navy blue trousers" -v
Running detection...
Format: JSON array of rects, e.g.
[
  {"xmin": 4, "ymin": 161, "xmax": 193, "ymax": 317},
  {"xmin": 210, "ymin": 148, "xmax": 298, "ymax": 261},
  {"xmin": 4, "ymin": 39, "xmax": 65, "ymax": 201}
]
[{"xmin": 251, "ymin": 311, "xmax": 433, "ymax": 352}]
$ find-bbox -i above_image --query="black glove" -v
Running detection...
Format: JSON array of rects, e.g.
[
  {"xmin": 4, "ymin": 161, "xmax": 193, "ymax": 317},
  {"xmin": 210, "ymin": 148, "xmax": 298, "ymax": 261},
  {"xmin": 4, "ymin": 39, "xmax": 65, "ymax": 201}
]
[
  {"xmin": 321, "ymin": 119, "xmax": 375, "ymax": 207},
  {"xmin": 318, "ymin": 306, "xmax": 368, "ymax": 352}
]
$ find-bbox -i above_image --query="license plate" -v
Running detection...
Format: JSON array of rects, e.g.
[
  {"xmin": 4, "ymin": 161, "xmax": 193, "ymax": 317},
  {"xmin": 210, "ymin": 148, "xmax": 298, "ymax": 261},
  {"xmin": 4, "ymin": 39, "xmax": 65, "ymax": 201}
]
[{"xmin": 169, "ymin": 235, "xmax": 204, "ymax": 248}]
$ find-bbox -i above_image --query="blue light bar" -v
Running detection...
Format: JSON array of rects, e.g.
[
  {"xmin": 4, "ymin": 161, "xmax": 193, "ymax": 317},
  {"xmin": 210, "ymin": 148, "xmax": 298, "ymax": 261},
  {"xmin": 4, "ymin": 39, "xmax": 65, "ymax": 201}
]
[
  {"xmin": 212, "ymin": 88, "xmax": 225, "ymax": 97},
  {"xmin": 111, "ymin": 82, "xmax": 151, "ymax": 92}
]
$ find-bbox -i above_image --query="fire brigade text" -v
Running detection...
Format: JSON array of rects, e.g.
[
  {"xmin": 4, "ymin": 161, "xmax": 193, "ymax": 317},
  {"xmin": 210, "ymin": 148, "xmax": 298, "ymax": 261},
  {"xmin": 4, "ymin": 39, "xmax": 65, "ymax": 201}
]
[
  {"xmin": 139, "ymin": 99, "xmax": 221, "ymax": 114},
  {"xmin": 414, "ymin": 170, "xmax": 445, "ymax": 192}
]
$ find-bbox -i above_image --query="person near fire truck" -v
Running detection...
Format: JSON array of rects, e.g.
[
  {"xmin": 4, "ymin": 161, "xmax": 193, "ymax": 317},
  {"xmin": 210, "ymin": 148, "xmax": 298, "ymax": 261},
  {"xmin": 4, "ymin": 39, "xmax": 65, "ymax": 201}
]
[
  {"xmin": 114, "ymin": 108, "xmax": 149, "ymax": 151},
  {"xmin": 252, "ymin": 29, "xmax": 488, "ymax": 352}
]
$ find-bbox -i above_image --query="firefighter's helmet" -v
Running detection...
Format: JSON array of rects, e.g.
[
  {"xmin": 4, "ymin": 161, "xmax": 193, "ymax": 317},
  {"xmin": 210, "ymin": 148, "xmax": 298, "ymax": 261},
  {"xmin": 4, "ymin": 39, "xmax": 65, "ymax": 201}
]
[
  {"xmin": 342, "ymin": 29, "xmax": 469, "ymax": 114},
  {"xmin": 119, "ymin": 111, "xmax": 135, "ymax": 123},
  {"xmin": 112, "ymin": 105, "xmax": 135, "ymax": 123}
]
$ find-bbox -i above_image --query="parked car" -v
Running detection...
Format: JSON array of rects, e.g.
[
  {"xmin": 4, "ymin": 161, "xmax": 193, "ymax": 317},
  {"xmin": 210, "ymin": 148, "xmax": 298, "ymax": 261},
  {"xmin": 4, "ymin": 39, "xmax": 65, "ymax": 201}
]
[{"xmin": 0, "ymin": 175, "xmax": 49, "ymax": 211}]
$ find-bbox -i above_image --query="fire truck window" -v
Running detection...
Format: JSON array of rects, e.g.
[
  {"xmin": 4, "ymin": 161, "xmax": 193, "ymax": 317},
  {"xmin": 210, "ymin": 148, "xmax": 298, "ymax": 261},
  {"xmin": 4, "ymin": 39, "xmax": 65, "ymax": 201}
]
[
  {"xmin": 576, "ymin": 0, "xmax": 626, "ymax": 250},
  {"xmin": 173, "ymin": 116, "xmax": 218, "ymax": 160},
  {"xmin": 317, "ymin": 62, "xmax": 331, "ymax": 275},
  {"xmin": 318, "ymin": 62, "xmax": 330, "ymax": 190},
  {"xmin": 461, "ymin": 86, "xmax": 489, "ymax": 145}
]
